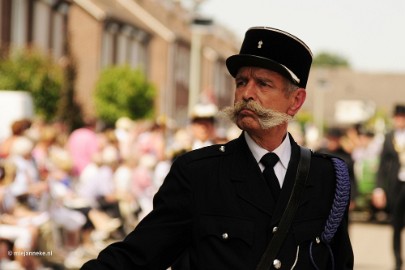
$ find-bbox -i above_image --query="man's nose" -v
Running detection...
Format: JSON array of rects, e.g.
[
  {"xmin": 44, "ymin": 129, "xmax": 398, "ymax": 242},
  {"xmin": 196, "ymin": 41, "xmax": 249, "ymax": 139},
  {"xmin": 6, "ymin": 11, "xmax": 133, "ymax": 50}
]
[{"xmin": 242, "ymin": 82, "xmax": 256, "ymax": 101}]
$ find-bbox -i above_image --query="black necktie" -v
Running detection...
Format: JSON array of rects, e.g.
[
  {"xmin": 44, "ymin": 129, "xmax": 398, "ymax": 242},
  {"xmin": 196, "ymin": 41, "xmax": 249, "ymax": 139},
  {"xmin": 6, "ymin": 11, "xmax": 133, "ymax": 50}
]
[{"xmin": 261, "ymin": 153, "xmax": 280, "ymax": 200}]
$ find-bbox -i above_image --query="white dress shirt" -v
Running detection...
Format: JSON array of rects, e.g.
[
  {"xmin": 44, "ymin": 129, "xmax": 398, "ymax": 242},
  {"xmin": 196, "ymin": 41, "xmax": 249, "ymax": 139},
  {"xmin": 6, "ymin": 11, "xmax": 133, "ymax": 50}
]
[{"xmin": 244, "ymin": 132, "xmax": 291, "ymax": 187}]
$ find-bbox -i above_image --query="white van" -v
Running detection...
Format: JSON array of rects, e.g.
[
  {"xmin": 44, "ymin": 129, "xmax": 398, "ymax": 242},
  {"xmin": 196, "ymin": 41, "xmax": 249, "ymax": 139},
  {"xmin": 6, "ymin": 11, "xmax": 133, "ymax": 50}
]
[{"xmin": 0, "ymin": 90, "xmax": 34, "ymax": 142}]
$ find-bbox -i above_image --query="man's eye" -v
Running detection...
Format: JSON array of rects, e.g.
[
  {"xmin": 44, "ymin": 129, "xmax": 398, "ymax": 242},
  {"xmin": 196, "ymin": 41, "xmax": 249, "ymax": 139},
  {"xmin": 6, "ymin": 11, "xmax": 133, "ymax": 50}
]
[
  {"xmin": 258, "ymin": 80, "xmax": 269, "ymax": 87},
  {"xmin": 235, "ymin": 80, "xmax": 246, "ymax": 87}
]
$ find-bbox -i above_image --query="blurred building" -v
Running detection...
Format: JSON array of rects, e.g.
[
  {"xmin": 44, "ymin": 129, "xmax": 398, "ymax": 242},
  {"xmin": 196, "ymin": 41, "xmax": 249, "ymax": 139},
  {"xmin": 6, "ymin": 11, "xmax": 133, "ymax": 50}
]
[
  {"xmin": 0, "ymin": 0, "xmax": 239, "ymax": 126},
  {"xmin": 305, "ymin": 67, "xmax": 405, "ymax": 128},
  {"xmin": 1, "ymin": 0, "xmax": 404, "ymax": 128}
]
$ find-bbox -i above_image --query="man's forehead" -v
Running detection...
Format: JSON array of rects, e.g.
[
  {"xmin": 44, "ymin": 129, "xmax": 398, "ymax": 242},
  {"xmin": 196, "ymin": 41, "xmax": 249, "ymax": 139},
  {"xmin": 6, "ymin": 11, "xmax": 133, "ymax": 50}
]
[{"xmin": 236, "ymin": 66, "xmax": 284, "ymax": 79}]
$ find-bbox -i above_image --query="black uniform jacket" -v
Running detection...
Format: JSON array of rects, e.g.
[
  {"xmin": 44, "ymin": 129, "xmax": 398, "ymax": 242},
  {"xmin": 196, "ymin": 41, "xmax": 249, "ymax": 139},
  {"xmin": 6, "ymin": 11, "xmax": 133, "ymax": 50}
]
[
  {"xmin": 81, "ymin": 134, "xmax": 354, "ymax": 270},
  {"xmin": 377, "ymin": 131, "xmax": 402, "ymax": 210}
]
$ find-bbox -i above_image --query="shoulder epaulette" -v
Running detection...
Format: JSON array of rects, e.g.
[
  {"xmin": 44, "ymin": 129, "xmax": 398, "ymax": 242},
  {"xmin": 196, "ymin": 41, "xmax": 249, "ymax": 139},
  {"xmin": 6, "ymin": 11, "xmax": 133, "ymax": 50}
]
[
  {"xmin": 323, "ymin": 157, "xmax": 351, "ymax": 242},
  {"xmin": 183, "ymin": 143, "xmax": 230, "ymax": 163}
]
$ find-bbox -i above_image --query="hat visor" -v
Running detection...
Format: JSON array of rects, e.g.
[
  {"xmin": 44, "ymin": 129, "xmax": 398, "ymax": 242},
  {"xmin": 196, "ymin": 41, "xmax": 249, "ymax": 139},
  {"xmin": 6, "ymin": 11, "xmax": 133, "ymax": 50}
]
[{"xmin": 226, "ymin": 54, "xmax": 297, "ymax": 85}]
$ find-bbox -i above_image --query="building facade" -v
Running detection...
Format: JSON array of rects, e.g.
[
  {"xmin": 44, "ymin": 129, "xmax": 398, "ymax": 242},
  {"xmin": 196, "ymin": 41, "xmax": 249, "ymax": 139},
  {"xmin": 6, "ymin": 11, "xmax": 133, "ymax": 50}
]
[
  {"xmin": 1, "ymin": 0, "xmax": 404, "ymax": 129},
  {"xmin": 305, "ymin": 67, "xmax": 405, "ymax": 128},
  {"xmin": 0, "ymin": 0, "xmax": 239, "ymax": 126}
]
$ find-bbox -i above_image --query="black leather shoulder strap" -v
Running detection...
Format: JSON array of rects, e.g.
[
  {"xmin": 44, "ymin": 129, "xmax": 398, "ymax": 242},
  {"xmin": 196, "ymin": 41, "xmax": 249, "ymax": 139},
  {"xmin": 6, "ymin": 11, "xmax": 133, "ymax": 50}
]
[{"xmin": 256, "ymin": 146, "xmax": 311, "ymax": 270}]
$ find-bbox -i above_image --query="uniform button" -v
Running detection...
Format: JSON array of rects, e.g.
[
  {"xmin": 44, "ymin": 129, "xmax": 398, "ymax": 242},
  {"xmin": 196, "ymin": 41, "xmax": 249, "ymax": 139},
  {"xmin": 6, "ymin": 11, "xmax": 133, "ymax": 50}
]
[
  {"xmin": 273, "ymin": 259, "xmax": 281, "ymax": 269},
  {"xmin": 221, "ymin": 233, "xmax": 229, "ymax": 240},
  {"xmin": 272, "ymin": 226, "xmax": 278, "ymax": 233}
]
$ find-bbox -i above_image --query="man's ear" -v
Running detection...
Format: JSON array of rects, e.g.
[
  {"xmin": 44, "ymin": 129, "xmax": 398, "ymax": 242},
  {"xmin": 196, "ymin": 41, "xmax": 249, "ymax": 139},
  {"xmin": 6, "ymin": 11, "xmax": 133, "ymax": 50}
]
[{"xmin": 287, "ymin": 88, "xmax": 306, "ymax": 116}]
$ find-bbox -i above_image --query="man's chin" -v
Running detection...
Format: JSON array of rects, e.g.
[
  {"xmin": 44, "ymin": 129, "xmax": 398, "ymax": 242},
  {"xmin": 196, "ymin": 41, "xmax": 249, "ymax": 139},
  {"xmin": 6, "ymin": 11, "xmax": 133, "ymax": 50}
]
[{"xmin": 236, "ymin": 117, "xmax": 261, "ymax": 132}]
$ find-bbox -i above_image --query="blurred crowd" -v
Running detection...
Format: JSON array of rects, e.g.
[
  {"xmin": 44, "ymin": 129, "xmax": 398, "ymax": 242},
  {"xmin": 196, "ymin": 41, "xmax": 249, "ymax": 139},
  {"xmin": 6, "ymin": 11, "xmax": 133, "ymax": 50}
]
[{"xmin": 0, "ymin": 103, "xmax": 398, "ymax": 269}]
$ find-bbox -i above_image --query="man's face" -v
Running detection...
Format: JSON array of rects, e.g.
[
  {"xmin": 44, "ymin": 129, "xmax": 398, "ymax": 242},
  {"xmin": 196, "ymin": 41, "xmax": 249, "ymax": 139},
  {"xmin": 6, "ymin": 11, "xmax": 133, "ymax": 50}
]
[
  {"xmin": 191, "ymin": 118, "xmax": 214, "ymax": 142},
  {"xmin": 393, "ymin": 114, "xmax": 405, "ymax": 130},
  {"xmin": 229, "ymin": 67, "xmax": 304, "ymax": 133}
]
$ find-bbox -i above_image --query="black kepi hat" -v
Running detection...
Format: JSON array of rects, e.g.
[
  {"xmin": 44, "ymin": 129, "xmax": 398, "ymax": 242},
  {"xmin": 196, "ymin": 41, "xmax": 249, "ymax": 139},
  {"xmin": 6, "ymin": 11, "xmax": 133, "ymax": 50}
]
[
  {"xmin": 226, "ymin": 26, "xmax": 313, "ymax": 88},
  {"xmin": 393, "ymin": 104, "xmax": 405, "ymax": 116}
]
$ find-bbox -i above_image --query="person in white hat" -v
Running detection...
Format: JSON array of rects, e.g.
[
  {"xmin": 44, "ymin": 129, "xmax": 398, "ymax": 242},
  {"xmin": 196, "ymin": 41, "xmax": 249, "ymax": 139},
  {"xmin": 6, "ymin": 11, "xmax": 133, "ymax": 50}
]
[{"xmin": 189, "ymin": 102, "xmax": 218, "ymax": 150}]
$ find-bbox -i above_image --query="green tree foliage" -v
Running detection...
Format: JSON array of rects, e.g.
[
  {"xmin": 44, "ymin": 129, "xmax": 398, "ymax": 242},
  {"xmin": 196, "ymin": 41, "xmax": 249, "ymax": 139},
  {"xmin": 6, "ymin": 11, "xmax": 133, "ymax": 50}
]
[
  {"xmin": 313, "ymin": 52, "xmax": 350, "ymax": 68},
  {"xmin": 0, "ymin": 49, "xmax": 63, "ymax": 121},
  {"xmin": 94, "ymin": 65, "xmax": 156, "ymax": 126}
]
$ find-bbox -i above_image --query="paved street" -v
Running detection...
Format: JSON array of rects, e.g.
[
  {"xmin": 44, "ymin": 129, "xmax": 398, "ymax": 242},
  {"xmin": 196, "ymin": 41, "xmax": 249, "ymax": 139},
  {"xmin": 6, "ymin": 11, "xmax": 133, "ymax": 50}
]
[{"xmin": 351, "ymin": 221, "xmax": 395, "ymax": 270}]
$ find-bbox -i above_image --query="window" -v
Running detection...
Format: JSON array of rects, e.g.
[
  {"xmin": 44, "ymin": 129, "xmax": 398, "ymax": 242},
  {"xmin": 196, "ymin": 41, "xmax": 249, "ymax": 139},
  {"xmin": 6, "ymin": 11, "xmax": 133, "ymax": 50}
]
[
  {"xmin": 101, "ymin": 23, "xmax": 150, "ymax": 74},
  {"xmin": 0, "ymin": 0, "xmax": 12, "ymax": 48},
  {"xmin": 10, "ymin": 0, "xmax": 28, "ymax": 47},
  {"xmin": 32, "ymin": 0, "xmax": 51, "ymax": 50},
  {"xmin": 101, "ymin": 23, "xmax": 119, "ymax": 68},
  {"xmin": 50, "ymin": 2, "xmax": 68, "ymax": 59}
]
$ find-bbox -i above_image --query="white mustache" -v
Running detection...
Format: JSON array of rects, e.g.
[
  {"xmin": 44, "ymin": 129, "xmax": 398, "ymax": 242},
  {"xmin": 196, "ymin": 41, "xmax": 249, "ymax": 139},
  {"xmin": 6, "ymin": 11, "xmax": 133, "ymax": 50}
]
[{"xmin": 221, "ymin": 100, "xmax": 292, "ymax": 129}]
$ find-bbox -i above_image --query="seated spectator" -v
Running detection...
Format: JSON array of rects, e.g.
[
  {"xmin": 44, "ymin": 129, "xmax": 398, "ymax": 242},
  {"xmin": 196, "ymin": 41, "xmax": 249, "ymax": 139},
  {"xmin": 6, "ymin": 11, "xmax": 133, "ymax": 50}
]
[
  {"xmin": 0, "ymin": 119, "xmax": 32, "ymax": 159},
  {"xmin": 46, "ymin": 148, "xmax": 86, "ymax": 249},
  {"xmin": 0, "ymin": 159, "xmax": 46, "ymax": 269},
  {"xmin": 7, "ymin": 136, "xmax": 47, "ymax": 211}
]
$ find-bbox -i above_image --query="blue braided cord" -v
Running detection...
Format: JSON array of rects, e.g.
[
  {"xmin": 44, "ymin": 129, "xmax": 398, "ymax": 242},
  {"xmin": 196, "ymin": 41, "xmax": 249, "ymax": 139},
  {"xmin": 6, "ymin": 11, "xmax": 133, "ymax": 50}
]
[
  {"xmin": 321, "ymin": 158, "xmax": 351, "ymax": 244},
  {"xmin": 309, "ymin": 157, "xmax": 350, "ymax": 269}
]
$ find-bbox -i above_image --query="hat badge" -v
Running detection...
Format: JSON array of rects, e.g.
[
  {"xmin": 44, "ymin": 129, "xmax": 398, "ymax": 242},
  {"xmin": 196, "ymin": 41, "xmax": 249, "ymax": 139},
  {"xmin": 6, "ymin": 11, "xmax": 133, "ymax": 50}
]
[{"xmin": 257, "ymin": 40, "xmax": 263, "ymax": 48}]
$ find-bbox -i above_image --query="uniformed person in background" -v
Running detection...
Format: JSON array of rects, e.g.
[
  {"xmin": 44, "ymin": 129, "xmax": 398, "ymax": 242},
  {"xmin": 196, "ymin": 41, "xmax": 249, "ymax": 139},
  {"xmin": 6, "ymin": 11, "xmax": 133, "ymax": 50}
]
[
  {"xmin": 81, "ymin": 26, "xmax": 353, "ymax": 270},
  {"xmin": 373, "ymin": 104, "xmax": 405, "ymax": 270}
]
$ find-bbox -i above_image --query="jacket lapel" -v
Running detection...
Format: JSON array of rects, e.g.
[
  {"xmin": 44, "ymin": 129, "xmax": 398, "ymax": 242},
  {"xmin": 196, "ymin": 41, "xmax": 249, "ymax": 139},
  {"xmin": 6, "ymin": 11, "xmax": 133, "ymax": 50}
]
[
  {"xmin": 270, "ymin": 135, "xmax": 315, "ymax": 226},
  {"xmin": 229, "ymin": 135, "xmax": 276, "ymax": 216},
  {"xmin": 270, "ymin": 136, "xmax": 301, "ymax": 225},
  {"xmin": 228, "ymin": 134, "xmax": 313, "ymax": 220}
]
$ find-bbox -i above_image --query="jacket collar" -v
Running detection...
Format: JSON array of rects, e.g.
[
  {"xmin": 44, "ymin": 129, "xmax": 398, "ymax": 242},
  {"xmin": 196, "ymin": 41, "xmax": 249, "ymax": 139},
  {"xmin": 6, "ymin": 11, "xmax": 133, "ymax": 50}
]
[{"xmin": 229, "ymin": 133, "xmax": 301, "ymax": 222}]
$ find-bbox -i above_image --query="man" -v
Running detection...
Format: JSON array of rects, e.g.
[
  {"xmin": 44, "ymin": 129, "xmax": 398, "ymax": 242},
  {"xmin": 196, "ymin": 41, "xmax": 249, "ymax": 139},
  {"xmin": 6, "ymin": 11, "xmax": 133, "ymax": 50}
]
[
  {"xmin": 318, "ymin": 127, "xmax": 358, "ymax": 211},
  {"xmin": 81, "ymin": 26, "xmax": 353, "ymax": 269},
  {"xmin": 373, "ymin": 104, "xmax": 405, "ymax": 270}
]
